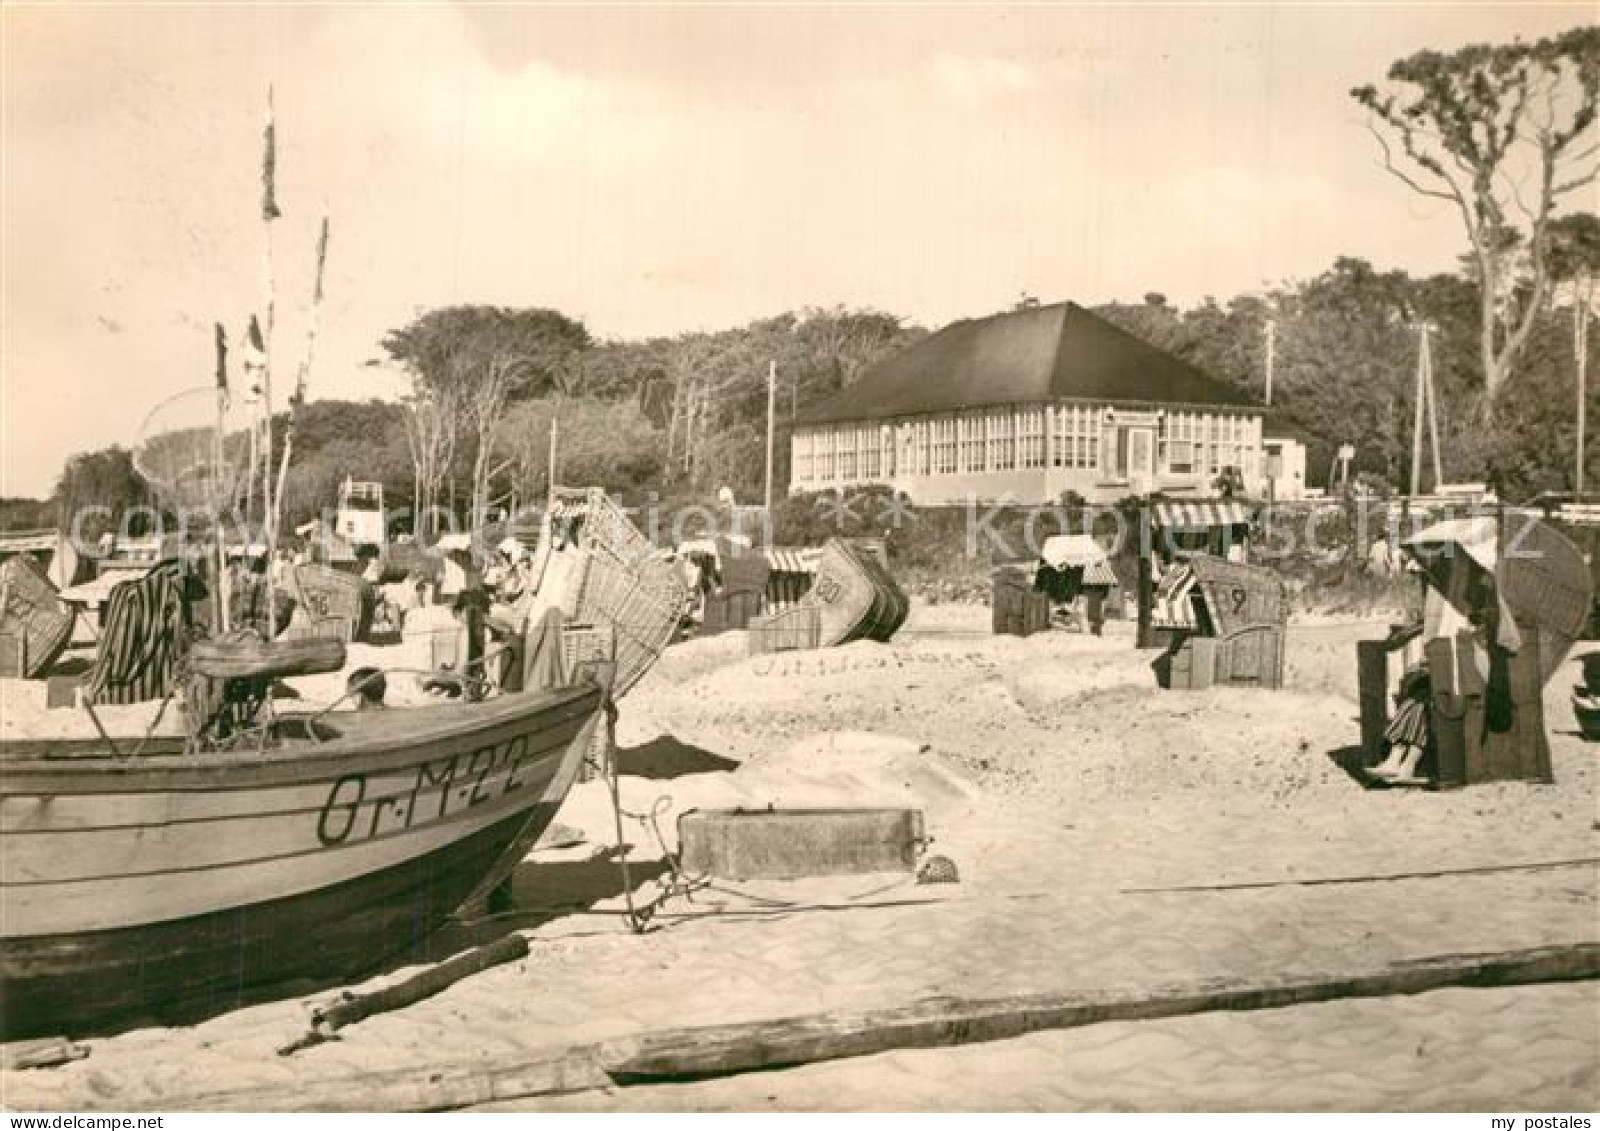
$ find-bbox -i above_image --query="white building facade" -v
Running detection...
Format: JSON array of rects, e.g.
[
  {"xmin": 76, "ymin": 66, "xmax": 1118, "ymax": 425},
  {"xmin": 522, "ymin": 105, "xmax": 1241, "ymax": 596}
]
[
  {"xmin": 791, "ymin": 403, "xmax": 1265, "ymax": 504},
  {"xmin": 1260, "ymin": 437, "xmax": 1309, "ymax": 502},
  {"xmin": 790, "ymin": 302, "xmax": 1269, "ymax": 506}
]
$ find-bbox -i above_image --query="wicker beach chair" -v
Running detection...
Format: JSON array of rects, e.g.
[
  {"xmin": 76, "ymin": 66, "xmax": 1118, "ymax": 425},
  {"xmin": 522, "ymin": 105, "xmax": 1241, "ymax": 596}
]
[{"xmin": 0, "ymin": 554, "xmax": 75, "ymax": 678}]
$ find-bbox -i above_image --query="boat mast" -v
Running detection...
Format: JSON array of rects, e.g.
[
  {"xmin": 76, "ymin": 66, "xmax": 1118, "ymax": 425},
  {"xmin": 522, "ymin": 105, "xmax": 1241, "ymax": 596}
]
[
  {"xmin": 260, "ymin": 85, "xmax": 282, "ymax": 632},
  {"xmin": 213, "ymin": 323, "xmax": 231, "ymax": 633},
  {"xmin": 270, "ymin": 212, "xmax": 331, "ymax": 566}
]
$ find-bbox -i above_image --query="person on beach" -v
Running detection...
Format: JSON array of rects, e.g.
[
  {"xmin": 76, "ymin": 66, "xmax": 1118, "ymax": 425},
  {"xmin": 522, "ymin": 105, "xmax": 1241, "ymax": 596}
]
[
  {"xmin": 1369, "ymin": 661, "xmax": 1431, "ymax": 785},
  {"xmin": 483, "ymin": 544, "xmax": 514, "ymax": 593},
  {"xmin": 347, "ymin": 667, "xmax": 387, "ymax": 709},
  {"xmin": 1367, "ymin": 536, "xmax": 1397, "ymax": 577},
  {"xmin": 1084, "ymin": 585, "xmax": 1107, "ymax": 636}
]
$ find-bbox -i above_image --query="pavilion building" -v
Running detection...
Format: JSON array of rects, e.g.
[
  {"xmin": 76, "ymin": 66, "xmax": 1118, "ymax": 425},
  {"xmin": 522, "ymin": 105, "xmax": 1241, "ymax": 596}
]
[{"xmin": 789, "ymin": 301, "xmax": 1271, "ymax": 505}]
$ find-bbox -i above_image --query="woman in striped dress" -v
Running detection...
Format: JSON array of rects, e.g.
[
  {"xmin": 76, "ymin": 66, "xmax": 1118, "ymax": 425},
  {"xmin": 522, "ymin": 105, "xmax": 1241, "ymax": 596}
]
[{"xmin": 1369, "ymin": 664, "xmax": 1431, "ymax": 786}]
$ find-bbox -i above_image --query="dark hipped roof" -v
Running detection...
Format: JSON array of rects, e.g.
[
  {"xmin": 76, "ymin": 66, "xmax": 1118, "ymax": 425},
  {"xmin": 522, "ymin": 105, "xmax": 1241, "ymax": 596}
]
[{"xmin": 799, "ymin": 301, "xmax": 1257, "ymax": 425}]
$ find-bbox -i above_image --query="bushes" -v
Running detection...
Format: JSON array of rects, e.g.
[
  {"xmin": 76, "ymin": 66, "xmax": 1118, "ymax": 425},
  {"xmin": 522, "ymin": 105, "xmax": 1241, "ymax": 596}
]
[
  {"xmin": 769, "ymin": 489, "xmax": 1423, "ymax": 613},
  {"xmin": 616, "ymin": 484, "xmax": 1421, "ymax": 614}
]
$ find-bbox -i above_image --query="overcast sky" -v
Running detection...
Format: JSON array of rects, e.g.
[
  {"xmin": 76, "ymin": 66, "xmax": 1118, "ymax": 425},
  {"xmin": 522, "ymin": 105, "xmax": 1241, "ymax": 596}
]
[{"xmin": 2, "ymin": 3, "xmax": 1592, "ymax": 498}]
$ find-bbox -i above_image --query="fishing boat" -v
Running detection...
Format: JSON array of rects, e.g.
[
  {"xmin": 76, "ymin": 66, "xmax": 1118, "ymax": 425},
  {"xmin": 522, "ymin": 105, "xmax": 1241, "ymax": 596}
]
[
  {"xmin": 0, "ymin": 669, "xmax": 604, "ymax": 1039},
  {"xmin": 0, "ymin": 93, "xmax": 621, "ymax": 1040}
]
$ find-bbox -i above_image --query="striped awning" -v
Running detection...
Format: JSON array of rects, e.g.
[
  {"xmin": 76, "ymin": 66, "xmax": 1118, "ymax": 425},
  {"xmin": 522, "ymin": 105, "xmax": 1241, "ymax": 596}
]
[
  {"xmin": 766, "ymin": 547, "xmax": 822, "ymax": 574},
  {"xmin": 1153, "ymin": 500, "xmax": 1254, "ymax": 529},
  {"xmin": 1082, "ymin": 560, "xmax": 1120, "ymax": 587}
]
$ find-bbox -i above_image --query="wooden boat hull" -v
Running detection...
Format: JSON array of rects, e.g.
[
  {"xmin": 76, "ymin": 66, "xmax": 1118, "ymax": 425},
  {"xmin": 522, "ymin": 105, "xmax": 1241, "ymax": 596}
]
[{"xmin": 0, "ymin": 683, "xmax": 602, "ymax": 1038}]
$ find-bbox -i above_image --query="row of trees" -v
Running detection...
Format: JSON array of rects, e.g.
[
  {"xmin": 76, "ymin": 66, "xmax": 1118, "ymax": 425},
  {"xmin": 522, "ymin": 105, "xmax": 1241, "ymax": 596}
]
[
  {"xmin": 17, "ymin": 305, "xmax": 925, "ymax": 538},
  {"xmin": 23, "ymin": 239, "xmax": 1593, "ymax": 542},
  {"xmin": 1094, "ymin": 221, "xmax": 1598, "ymax": 495},
  {"xmin": 369, "ymin": 304, "xmax": 922, "ymax": 535}
]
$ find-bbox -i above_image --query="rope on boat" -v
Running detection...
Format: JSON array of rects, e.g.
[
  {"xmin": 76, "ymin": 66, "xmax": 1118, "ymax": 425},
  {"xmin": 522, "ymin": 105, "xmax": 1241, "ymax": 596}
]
[
  {"xmin": 597, "ymin": 693, "xmax": 712, "ymax": 934},
  {"xmin": 81, "ymin": 684, "xmax": 178, "ymax": 762}
]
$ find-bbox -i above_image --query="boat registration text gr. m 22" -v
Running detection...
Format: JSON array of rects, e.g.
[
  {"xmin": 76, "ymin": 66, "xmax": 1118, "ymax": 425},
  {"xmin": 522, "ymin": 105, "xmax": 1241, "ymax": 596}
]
[{"xmin": 317, "ymin": 736, "xmax": 542, "ymax": 847}]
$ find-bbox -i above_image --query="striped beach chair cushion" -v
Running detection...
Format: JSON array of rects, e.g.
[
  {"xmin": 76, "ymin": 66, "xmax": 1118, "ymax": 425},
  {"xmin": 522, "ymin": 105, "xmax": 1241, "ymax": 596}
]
[
  {"xmin": 1152, "ymin": 563, "xmax": 1199, "ymax": 630},
  {"xmin": 83, "ymin": 562, "xmax": 188, "ymax": 706}
]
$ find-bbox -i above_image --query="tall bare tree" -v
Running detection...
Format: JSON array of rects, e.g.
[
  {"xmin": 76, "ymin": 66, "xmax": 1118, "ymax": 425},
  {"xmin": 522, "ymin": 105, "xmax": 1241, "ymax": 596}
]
[
  {"xmin": 399, "ymin": 377, "xmax": 460, "ymax": 540},
  {"xmin": 1353, "ymin": 27, "xmax": 1600, "ymax": 417},
  {"xmin": 382, "ymin": 306, "xmax": 590, "ymax": 527},
  {"xmin": 460, "ymin": 351, "xmax": 532, "ymax": 522}
]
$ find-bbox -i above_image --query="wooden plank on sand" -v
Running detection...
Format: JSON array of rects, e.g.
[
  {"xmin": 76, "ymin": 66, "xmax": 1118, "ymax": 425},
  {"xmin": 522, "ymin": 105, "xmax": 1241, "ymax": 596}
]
[
  {"xmin": 1, "ymin": 1036, "xmax": 89, "ymax": 1071},
  {"xmin": 170, "ymin": 941, "xmax": 1599, "ymax": 1112},
  {"xmin": 604, "ymin": 942, "xmax": 1600, "ymax": 1083},
  {"xmin": 279, "ymin": 934, "xmax": 531, "ymax": 1055}
]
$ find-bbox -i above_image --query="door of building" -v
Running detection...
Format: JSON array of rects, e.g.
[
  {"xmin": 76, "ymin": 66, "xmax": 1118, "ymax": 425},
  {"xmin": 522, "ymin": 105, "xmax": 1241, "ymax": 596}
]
[{"xmin": 1128, "ymin": 427, "xmax": 1155, "ymax": 492}]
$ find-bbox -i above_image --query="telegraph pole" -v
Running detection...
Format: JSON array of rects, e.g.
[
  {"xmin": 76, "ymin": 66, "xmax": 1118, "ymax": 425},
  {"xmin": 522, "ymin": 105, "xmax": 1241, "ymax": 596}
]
[
  {"xmin": 1421, "ymin": 325, "xmax": 1442, "ymax": 493},
  {"xmin": 1578, "ymin": 297, "xmax": 1590, "ymax": 498},
  {"xmin": 1263, "ymin": 318, "xmax": 1276, "ymax": 407},
  {"xmin": 1409, "ymin": 323, "xmax": 1440, "ymax": 497},
  {"xmin": 764, "ymin": 360, "xmax": 777, "ymax": 514},
  {"xmin": 547, "ymin": 412, "xmax": 559, "ymax": 509}
]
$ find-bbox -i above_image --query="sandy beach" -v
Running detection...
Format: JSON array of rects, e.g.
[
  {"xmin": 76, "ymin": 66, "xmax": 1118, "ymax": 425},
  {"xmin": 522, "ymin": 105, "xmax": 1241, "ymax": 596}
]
[{"xmin": 3, "ymin": 602, "xmax": 1596, "ymax": 1111}]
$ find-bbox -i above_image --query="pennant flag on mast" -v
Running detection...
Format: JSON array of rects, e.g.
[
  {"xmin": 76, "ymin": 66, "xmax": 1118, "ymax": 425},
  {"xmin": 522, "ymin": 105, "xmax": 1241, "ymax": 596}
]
[
  {"xmin": 214, "ymin": 323, "xmax": 229, "ymax": 394},
  {"xmin": 290, "ymin": 214, "xmax": 331, "ymax": 411},
  {"xmin": 311, "ymin": 213, "xmax": 328, "ymax": 304},
  {"xmin": 261, "ymin": 88, "xmax": 281, "ymax": 222},
  {"xmin": 243, "ymin": 315, "xmax": 267, "ymax": 401}
]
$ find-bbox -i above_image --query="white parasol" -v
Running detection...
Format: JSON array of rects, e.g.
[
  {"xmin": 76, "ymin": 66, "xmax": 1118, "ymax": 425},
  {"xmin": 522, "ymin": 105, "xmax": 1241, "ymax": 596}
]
[{"xmin": 1039, "ymin": 534, "xmax": 1109, "ymax": 571}]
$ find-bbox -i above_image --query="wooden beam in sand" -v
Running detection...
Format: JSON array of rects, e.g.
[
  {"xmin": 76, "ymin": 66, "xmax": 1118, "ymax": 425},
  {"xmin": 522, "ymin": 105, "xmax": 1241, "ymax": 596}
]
[
  {"xmin": 170, "ymin": 941, "xmax": 1598, "ymax": 1112},
  {"xmin": 1, "ymin": 1036, "xmax": 89, "ymax": 1071},
  {"xmin": 278, "ymin": 934, "xmax": 530, "ymax": 1056},
  {"xmin": 605, "ymin": 942, "xmax": 1600, "ymax": 1083}
]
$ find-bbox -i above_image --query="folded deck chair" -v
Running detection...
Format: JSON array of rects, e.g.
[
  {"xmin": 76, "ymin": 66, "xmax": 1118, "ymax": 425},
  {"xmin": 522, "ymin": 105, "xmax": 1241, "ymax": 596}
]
[{"xmin": 81, "ymin": 562, "xmax": 188, "ymax": 706}]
